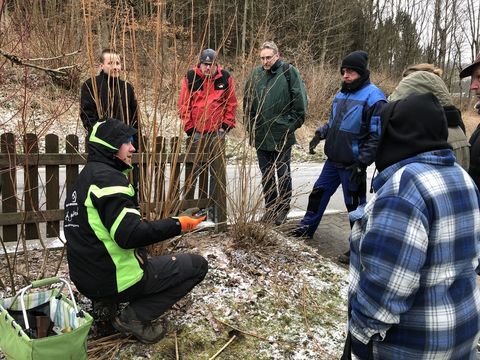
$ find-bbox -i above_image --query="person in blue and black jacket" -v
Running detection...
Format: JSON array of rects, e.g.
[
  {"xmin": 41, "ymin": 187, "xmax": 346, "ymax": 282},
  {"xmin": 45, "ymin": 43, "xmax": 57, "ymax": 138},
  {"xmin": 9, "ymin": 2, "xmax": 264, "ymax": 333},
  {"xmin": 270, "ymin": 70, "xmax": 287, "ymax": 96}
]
[{"xmin": 294, "ymin": 51, "xmax": 386, "ymax": 251}]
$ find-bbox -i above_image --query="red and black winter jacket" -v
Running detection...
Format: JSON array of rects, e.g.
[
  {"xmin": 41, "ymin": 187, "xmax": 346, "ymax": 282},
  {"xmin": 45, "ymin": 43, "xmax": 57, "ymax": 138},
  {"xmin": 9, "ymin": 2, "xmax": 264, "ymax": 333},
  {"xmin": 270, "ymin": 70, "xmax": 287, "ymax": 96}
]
[{"xmin": 178, "ymin": 66, "xmax": 237, "ymax": 134}]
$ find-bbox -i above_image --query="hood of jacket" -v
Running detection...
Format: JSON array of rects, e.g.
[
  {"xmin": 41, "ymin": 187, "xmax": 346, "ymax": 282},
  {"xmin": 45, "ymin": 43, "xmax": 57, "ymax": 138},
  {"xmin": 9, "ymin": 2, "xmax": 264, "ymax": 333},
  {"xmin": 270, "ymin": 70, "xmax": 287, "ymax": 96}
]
[
  {"xmin": 375, "ymin": 93, "xmax": 451, "ymax": 172},
  {"xmin": 388, "ymin": 70, "xmax": 452, "ymax": 105},
  {"xmin": 388, "ymin": 71, "xmax": 466, "ymax": 132},
  {"xmin": 87, "ymin": 118, "xmax": 136, "ymax": 172}
]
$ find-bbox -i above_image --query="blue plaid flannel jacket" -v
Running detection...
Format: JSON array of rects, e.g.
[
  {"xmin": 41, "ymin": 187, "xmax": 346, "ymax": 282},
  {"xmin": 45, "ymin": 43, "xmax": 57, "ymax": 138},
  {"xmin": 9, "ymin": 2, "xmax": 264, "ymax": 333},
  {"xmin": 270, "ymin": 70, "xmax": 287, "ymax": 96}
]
[{"xmin": 348, "ymin": 149, "xmax": 480, "ymax": 359}]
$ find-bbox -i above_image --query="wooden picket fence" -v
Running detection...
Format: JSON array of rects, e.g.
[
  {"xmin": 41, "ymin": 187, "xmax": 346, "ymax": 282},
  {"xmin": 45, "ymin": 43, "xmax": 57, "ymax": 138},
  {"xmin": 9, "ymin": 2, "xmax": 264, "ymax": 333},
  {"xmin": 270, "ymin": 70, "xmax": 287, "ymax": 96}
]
[{"xmin": 0, "ymin": 132, "xmax": 227, "ymax": 245}]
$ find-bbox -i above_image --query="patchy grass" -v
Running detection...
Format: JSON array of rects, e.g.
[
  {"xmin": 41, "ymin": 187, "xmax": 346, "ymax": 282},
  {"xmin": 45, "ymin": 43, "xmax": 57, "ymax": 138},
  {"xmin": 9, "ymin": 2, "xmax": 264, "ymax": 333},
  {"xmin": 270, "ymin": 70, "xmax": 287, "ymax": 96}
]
[{"xmin": 0, "ymin": 229, "xmax": 348, "ymax": 360}]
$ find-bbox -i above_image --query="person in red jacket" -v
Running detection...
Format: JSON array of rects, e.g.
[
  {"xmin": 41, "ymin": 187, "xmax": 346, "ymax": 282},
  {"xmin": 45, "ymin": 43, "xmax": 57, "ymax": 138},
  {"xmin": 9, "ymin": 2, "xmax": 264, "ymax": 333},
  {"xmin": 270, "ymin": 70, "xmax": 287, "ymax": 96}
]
[{"xmin": 178, "ymin": 49, "xmax": 237, "ymax": 220}]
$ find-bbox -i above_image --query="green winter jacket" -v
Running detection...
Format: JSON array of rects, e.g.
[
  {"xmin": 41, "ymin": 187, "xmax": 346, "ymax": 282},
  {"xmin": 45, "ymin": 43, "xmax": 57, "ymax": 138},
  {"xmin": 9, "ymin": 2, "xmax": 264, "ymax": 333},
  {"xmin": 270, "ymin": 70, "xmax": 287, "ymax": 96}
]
[
  {"xmin": 244, "ymin": 60, "xmax": 307, "ymax": 151},
  {"xmin": 388, "ymin": 70, "xmax": 470, "ymax": 171}
]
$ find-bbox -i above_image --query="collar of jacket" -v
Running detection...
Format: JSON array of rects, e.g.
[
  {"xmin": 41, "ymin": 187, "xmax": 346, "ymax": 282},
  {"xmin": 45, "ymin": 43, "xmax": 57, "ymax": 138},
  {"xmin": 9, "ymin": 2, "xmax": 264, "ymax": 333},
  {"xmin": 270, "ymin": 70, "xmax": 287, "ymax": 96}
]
[
  {"xmin": 372, "ymin": 149, "xmax": 455, "ymax": 192},
  {"xmin": 267, "ymin": 59, "xmax": 284, "ymax": 74},
  {"xmin": 194, "ymin": 65, "xmax": 224, "ymax": 80},
  {"xmin": 99, "ymin": 70, "xmax": 121, "ymax": 85},
  {"xmin": 87, "ymin": 144, "xmax": 133, "ymax": 174},
  {"xmin": 341, "ymin": 73, "xmax": 371, "ymax": 93}
]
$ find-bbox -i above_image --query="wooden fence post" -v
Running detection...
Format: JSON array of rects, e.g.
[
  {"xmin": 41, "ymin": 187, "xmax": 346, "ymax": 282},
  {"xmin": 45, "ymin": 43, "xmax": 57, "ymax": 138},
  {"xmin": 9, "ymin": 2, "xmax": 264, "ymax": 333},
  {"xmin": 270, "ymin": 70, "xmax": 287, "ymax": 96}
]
[
  {"xmin": 1, "ymin": 133, "xmax": 17, "ymax": 242},
  {"xmin": 24, "ymin": 133, "xmax": 39, "ymax": 240},
  {"xmin": 46, "ymin": 134, "xmax": 60, "ymax": 237}
]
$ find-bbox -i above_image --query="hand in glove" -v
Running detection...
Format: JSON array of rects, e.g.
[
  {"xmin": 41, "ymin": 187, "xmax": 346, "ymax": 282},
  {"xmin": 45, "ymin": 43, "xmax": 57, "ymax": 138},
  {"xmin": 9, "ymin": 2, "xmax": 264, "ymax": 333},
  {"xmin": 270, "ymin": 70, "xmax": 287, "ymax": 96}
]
[
  {"xmin": 346, "ymin": 163, "xmax": 367, "ymax": 187},
  {"xmin": 309, "ymin": 132, "xmax": 322, "ymax": 154},
  {"xmin": 173, "ymin": 207, "xmax": 206, "ymax": 232}
]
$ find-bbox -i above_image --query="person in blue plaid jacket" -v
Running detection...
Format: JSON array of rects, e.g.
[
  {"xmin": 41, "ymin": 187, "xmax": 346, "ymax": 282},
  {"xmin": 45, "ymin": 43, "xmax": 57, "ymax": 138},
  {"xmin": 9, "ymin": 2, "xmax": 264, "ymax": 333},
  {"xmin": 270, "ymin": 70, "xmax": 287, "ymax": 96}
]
[{"xmin": 344, "ymin": 93, "xmax": 480, "ymax": 360}]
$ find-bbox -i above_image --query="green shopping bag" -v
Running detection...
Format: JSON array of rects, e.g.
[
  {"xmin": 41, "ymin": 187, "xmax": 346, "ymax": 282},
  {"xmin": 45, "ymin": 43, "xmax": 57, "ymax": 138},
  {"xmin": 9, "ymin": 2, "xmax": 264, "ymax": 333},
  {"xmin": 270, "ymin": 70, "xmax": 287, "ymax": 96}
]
[{"xmin": 0, "ymin": 277, "xmax": 93, "ymax": 360}]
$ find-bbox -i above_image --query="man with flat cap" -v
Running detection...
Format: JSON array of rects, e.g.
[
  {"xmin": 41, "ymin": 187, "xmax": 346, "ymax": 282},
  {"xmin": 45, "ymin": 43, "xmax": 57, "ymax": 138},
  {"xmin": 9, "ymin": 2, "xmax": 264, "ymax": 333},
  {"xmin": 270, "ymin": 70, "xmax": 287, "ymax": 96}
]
[{"xmin": 460, "ymin": 52, "xmax": 480, "ymax": 188}]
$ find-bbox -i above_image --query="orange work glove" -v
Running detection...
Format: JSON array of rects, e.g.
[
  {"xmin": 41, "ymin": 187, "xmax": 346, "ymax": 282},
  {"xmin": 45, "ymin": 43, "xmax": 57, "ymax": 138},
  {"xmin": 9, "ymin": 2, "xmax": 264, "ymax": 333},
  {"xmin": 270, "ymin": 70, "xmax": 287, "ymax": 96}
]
[{"xmin": 173, "ymin": 207, "xmax": 206, "ymax": 232}]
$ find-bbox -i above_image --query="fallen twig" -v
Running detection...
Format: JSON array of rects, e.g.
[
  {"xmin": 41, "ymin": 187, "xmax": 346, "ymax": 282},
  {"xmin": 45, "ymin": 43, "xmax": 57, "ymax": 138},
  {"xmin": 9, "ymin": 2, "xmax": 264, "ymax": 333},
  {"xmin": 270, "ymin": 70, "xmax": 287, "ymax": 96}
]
[
  {"xmin": 87, "ymin": 333, "xmax": 134, "ymax": 360},
  {"xmin": 0, "ymin": 48, "xmax": 75, "ymax": 76},
  {"xmin": 175, "ymin": 331, "xmax": 180, "ymax": 360},
  {"xmin": 209, "ymin": 334, "xmax": 237, "ymax": 360}
]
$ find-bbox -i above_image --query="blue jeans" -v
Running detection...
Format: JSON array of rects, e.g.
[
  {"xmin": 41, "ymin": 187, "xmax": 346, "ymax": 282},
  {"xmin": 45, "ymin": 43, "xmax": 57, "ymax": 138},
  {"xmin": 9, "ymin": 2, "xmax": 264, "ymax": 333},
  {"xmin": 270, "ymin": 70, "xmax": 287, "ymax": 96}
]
[
  {"xmin": 299, "ymin": 159, "xmax": 366, "ymax": 237},
  {"xmin": 256, "ymin": 147, "xmax": 292, "ymax": 213}
]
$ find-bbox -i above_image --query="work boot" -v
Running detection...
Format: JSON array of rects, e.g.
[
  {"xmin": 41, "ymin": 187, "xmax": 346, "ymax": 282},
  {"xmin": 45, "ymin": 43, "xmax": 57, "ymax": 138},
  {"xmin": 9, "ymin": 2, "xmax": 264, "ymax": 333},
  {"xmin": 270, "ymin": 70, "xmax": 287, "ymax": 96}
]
[
  {"xmin": 337, "ymin": 250, "xmax": 350, "ymax": 265},
  {"xmin": 112, "ymin": 306, "xmax": 166, "ymax": 344},
  {"xmin": 291, "ymin": 225, "xmax": 312, "ymax": 239}
]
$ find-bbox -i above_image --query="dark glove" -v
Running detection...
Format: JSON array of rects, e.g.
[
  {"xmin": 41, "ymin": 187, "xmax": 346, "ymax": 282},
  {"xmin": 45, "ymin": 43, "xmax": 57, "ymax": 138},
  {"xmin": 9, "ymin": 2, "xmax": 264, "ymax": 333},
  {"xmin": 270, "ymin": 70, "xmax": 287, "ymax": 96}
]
[
  {"xmin": 185, "ymin": 128, "xmax": 194, "ymax": 137},
  {"xmin": 309, "ymin": 132, "xmax": 322, "ymax": 154},
  {"xmin": 346, "ymin": 163, "xmax": 367, "ymax": 187},
  {"xmin": 221, "ymin": 123, "xmax": 232, "ymax": 132}
]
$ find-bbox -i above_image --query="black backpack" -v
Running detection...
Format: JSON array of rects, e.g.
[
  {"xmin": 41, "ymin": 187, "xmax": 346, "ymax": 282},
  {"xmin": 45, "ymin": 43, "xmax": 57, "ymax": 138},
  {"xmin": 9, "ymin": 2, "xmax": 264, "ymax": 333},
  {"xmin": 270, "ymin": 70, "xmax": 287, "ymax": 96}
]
[{"xmin": 186, "ymin": 69, "xmax": 230, "ymax": 92}]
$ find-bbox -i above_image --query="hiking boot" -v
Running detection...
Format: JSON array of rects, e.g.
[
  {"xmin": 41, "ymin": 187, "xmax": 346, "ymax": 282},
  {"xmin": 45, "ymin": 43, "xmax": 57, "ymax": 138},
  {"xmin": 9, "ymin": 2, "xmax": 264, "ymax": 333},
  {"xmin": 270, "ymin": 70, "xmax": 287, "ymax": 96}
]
[
  {"xmin": 291, "ymin": 225, "xmax": 312, "ymax": 239},
  {"xmin": 337, "ymin": 250, "xmax": 350, "ymax": 265},
  {"xmin": 112, "ymin": 307, "xmax": 166, "ymax": 344},
  {"xmin": 275, "ymin": 210, "xmax": 289, "ymax": 226}
]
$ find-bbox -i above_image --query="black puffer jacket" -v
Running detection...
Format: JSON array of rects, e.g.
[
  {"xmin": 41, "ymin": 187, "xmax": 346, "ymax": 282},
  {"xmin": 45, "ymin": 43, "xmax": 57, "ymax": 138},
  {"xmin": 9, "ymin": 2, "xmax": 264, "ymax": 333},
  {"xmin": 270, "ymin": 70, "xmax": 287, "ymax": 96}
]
[{"xmin": 64, "ymin": 119, "xmax": 181, "ymax": 299}]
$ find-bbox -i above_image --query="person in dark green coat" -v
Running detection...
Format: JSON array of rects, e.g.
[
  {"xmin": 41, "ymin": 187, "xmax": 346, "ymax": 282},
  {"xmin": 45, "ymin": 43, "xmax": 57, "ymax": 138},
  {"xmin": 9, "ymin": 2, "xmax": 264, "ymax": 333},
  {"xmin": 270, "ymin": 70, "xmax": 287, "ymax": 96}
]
[{"xmin": 244, "ymin": 41, "xmax": 307, "ymax": 225}]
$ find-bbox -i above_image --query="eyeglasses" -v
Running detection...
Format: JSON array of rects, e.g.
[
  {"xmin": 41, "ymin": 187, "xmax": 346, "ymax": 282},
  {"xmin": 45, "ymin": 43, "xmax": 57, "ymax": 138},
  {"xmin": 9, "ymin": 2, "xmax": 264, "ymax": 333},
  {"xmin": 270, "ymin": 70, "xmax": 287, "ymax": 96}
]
[{"xmin": 260, "ymin": 56, "xmax": 274, "ymax": 61}]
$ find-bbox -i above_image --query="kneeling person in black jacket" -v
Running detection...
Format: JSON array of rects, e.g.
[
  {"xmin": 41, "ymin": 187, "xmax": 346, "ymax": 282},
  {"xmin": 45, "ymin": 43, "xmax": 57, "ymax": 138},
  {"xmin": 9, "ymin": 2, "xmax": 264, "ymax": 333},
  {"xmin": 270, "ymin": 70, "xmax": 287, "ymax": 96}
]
[{"xmin": 64, "ymin": 118, "xmax": 208, "ymax": 344}]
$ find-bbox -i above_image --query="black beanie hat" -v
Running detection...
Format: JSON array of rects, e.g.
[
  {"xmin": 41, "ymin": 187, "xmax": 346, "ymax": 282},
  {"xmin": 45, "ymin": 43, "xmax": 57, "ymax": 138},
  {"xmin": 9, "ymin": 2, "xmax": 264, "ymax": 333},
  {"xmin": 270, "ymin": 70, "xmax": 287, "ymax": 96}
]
[
  {"xmin": 341, "ymin": 50, "xmax": 369, "ymax": 76},
  {"xmin": 375, "ymin": 93, "xmax": 451, "ymax": 172}
]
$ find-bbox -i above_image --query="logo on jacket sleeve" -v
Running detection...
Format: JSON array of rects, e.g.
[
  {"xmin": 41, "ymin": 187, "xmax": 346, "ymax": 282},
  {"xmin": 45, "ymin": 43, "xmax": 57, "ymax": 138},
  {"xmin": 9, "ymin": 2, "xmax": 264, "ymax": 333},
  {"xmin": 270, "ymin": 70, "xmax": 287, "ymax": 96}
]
[{"xmin": 65, "ymin": 191, "xmax": 80, "ymax": 227}]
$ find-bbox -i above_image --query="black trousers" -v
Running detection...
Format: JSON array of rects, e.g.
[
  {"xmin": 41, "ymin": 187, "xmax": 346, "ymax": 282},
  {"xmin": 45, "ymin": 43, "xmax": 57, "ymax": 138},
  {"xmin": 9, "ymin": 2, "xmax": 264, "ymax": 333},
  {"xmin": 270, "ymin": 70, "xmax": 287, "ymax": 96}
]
[
  {"xmin": 256, "ymin": 147, "xmax": 292, "ymax": 213},
  {"xmin": 120, "ymin": 253, "xmax": 208, "ymax": 322}
]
